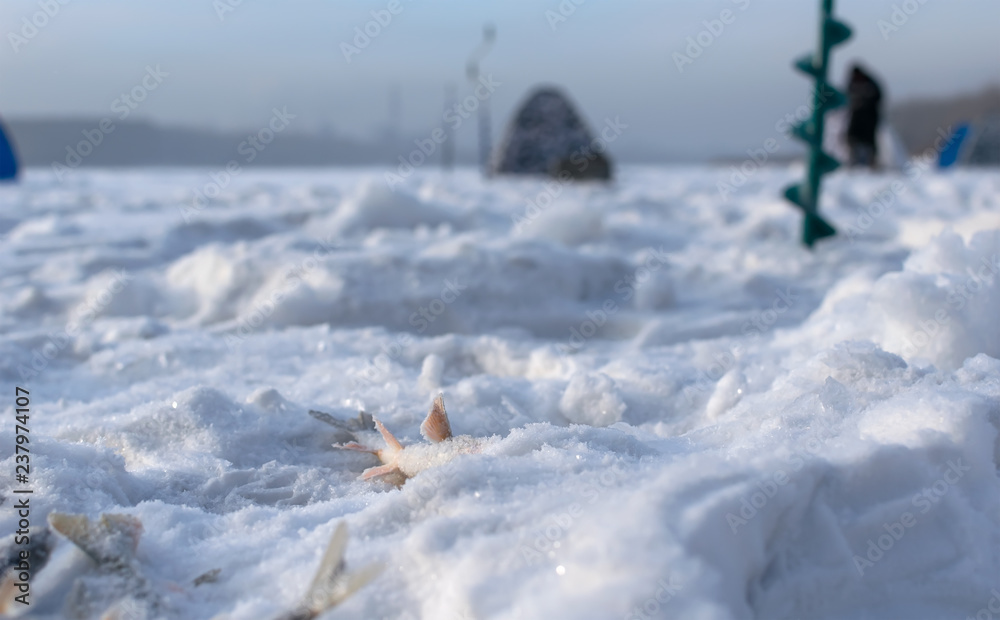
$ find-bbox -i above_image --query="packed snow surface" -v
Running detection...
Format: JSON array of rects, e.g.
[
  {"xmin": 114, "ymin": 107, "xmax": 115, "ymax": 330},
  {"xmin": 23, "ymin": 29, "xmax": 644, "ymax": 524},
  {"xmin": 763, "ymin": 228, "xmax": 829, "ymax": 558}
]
[{"xmin": 1, "ymin": 165, "xmax": 1000, "ymax": 619}]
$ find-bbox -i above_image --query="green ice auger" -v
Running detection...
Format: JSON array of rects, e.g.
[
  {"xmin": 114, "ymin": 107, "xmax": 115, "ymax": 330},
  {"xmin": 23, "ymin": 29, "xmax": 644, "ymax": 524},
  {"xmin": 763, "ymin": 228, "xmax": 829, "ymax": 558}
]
[{"xmin": 784, "ymin": 0, "xmax": 852, "ymax": 248}]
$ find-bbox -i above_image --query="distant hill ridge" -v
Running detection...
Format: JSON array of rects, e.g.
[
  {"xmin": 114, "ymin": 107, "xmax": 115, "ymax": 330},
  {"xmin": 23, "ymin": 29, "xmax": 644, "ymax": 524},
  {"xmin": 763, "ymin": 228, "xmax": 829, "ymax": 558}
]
[
  {"xmin": 4, "ymin": 117, "xmax": 681, "ymax": 169},
  {"xmin": 889, "ymin": 85, "xmax": 1000, "ymax": 154},
  {"xmin": 8, "ymin": 86, "xmax": 998, "ymax": 169},
  {"xmin": 4, "ymin": 117, "xmax": 468, "ymax": 169}
]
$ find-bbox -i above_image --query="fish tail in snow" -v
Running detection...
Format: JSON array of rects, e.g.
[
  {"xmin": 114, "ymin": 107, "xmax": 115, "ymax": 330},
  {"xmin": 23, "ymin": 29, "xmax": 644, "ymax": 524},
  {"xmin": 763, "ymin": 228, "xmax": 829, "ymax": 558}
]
[
  {"xmin": 48, "ymin": 513, "xmax": 143, "ymax": 565},
  {"xmin": 0, "ymin": 572, "xmax": 18, "ymax": 615},
  {"xmin": 277, "ymin": 522, "xmax": 382, "ymax": 620}
]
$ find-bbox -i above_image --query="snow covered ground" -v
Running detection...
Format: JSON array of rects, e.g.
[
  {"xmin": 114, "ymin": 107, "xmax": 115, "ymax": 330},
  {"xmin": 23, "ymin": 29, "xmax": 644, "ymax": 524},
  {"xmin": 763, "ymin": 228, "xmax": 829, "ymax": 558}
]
[{"xmin": 1, "ymin": 164, "xmax": 999, "ymax": 619}]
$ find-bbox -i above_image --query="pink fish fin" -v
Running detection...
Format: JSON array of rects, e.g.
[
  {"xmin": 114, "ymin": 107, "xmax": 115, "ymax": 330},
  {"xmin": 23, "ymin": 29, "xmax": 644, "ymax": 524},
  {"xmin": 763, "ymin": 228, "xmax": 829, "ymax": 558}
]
[
  {"xmin": 361, "ymin": 463, "xmax": 405, "ymax": 481},
  {"xmin": 373, "ymin": 418, "xmax": 404, "ymax": 451},
  {"xmin": 333, "ymin": 442, "xmax": 378, "ymax": 454},
  {"xmin": 420, "ymin": 394, "xmax": 453, "ymax": 443}
]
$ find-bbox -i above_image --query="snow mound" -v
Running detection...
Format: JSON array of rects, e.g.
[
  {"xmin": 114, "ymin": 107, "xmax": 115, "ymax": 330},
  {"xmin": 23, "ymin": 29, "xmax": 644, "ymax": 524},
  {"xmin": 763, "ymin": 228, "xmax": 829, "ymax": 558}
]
[
  {"xmin": 325, "ymin": 179, "xmax": 460, "ymax": 236},
  {"xmin": 559, "ymin": 372, "xmax": 627, "ymax": 426},
  {"xmin": 871, "ymin": 230, "xmax": 1000, "ymax": 368},
  {"xmin": 515, "ymin": 199, "xmax": 605, "ymax": 246},
  {"xmin": 1, "ymin": 167, "xmax": 999, "ymax": 620}
]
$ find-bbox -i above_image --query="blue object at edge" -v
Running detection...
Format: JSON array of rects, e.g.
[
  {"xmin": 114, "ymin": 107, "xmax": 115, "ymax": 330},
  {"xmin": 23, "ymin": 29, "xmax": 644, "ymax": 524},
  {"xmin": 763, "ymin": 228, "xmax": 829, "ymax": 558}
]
[
  {"xmin": 0, "ymin": 118, "xmax": 19, "ymax": 181},
  {"xmin": 938, "ymin": 124, "xmax": 970, "ymax": 169}
]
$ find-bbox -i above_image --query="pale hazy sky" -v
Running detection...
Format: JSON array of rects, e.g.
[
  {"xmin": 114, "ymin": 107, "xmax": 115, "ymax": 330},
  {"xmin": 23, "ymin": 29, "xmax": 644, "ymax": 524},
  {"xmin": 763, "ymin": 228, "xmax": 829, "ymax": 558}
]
[{"xmin": 1, "ymin": 0, "xmax": 997, "ymax": 158}]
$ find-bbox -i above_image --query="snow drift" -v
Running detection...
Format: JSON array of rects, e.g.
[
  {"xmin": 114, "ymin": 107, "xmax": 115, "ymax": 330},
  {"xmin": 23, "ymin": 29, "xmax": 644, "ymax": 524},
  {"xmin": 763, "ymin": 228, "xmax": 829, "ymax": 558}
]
[{"xmin": 0, "ymin": 165, "xmax": 998, "ymax": 619}]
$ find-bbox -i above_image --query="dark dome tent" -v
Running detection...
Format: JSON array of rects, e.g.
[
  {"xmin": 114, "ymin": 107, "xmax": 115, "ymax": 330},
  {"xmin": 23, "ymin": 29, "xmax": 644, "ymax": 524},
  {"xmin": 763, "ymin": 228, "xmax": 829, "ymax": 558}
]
[{"xmin": 492, "ymin": 86, "xmax": 613, "ymax": 181}]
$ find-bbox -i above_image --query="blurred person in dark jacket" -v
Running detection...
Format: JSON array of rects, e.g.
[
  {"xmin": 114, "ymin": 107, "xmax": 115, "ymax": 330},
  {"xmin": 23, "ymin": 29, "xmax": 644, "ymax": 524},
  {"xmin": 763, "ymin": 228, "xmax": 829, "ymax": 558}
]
[{"xmin": 845, "ymin": 65, "xmax": 883, "ymax": 169}]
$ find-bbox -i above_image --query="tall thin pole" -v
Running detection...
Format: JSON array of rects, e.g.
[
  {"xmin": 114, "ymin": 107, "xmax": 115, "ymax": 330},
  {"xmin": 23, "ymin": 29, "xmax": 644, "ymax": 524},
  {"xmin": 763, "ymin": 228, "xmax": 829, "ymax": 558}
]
[
  {"xmin": 442, "ymin": 84, "xmax": 456, "ymax": 171},
  {"xmin": 466, "ymin": 24, "xmax": 496, "ymax": 177}
]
